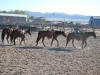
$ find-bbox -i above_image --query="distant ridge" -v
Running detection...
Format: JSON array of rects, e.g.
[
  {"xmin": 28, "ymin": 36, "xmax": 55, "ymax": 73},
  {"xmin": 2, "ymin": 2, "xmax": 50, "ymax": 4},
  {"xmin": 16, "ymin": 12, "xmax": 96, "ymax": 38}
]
[{"xmin": 25, "ymin": 11, "xmax": 91, "ymax": 21}]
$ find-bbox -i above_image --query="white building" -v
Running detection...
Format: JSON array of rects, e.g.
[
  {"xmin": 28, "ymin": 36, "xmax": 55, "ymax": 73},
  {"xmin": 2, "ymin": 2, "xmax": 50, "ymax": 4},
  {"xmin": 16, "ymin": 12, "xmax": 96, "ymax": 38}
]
[
  {"xmin": 0, "ymin": 13, "xmax": 27, "ymax": 23},
  {"xmin": 89, "ymin": 16, "xmax": 100, "ymax": 26}
]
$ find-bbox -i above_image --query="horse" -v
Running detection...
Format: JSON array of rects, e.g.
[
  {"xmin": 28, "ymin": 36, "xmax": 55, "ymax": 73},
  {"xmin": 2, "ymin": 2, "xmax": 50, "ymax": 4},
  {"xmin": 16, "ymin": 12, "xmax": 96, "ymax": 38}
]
[
  {"xmin": 10, "ymin": 28, "xmax": 31, "ymax": 45},
  {"xmin": 36, "ymin": 31, "xmax": 66, "ymax": 47},
  {"xmin": 19, "ymin": 28, "xmax": 31, "ymax": 45},
  {"xmin": 1, "ymin": 27, "xmax": 13, "ymax": 44},
  {"xmin": 66, "ymin": 32, "xmax": 97, "ymax": 49}
]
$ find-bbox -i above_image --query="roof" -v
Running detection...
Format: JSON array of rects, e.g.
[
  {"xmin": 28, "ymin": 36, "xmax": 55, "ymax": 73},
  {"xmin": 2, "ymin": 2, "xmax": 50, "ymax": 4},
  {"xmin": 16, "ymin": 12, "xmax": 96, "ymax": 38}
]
[
  {"xmin": 0, "ymin": 13, "xmax": 27, "ymax": 17},
  {"xmin": 91, "ymin": 16, "xmax": 100, "ymax": 19}
]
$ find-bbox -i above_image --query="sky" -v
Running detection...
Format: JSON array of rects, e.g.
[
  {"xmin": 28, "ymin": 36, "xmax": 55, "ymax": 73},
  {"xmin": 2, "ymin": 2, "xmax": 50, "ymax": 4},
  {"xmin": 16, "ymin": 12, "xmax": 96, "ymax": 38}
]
[{"xmin": 0, "ymin": 0, "xmax": 100, "ymax": 16}]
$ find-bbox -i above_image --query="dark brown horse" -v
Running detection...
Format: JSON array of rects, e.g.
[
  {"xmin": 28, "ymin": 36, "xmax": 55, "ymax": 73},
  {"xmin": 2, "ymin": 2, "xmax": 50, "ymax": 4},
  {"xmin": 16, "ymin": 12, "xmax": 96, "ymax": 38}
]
[
  {"xmin": 36, "ymin": 31, "xmax": 66, "ymax": 47},
  {"xmin": 10, "ymin": 28, "xmax": 31, "ymax": 45},
  {"xmin": 66, "ymin": 32, "xmax": 97, "ymax": 49},
  {"xmin": 1, "ymin": 27, "xmax": 13, "ymax": 44}
]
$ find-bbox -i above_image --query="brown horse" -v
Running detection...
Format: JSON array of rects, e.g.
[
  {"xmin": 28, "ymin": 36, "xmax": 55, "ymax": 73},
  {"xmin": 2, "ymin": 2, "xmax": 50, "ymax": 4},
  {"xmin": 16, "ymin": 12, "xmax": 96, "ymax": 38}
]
[
  {"xmin": 36, "ymin": 31, "xmax": 66, "ymax": 47},
  {"xmin": 1, "ymin": 27, "xmax": 13, "ymax": 44},
  {"xmin": 10, "ymin": 28, "xmax": 31, "ymax": 45},
  {"xmin": 66, "ymin": 32, "xmax": 97, "ymax": 49}
]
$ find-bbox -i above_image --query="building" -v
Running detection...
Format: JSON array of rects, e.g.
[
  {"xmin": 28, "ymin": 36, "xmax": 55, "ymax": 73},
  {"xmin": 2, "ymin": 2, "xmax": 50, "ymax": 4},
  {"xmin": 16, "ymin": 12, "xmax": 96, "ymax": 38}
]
[
  {"xmin": 0, "ymin": 13, "xmax": 27, "ymax": 24},
  {"xmin": 29, "ymin": 16, "xmax": 44, "ymax": 24},
  {"xmin": 89, "ymin": 16, "xmax": 100, "ymax": 26}
]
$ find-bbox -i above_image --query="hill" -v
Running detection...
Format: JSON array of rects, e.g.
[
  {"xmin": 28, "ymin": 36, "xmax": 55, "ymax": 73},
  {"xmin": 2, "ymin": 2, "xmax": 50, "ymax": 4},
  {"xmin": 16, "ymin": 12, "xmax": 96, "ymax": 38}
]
[{"xmin": 26, "ymin": 11, "xmax": 90, "ymax": 22}]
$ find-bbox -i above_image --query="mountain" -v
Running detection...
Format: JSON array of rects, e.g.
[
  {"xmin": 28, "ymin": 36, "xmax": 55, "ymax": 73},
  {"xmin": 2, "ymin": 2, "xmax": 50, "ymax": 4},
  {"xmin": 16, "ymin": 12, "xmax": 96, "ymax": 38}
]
[{"xmin": 25, "ymin": 11, "xmax": 91, "ymax": 22}]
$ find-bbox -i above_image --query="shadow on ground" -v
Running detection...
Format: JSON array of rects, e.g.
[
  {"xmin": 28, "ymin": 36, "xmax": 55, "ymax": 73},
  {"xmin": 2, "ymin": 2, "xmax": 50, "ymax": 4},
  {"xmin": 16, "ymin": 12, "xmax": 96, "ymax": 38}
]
[
  {"xmin": 48, "ymin": 47, "xmax": 73, "ymax": 52},
  {"xmin": 0, "ymin": 44, "xmax": 13, "ymax": 46},
  {"xmin": 14, "ymin": 46, "xmax": 44, "ymax": 49}
]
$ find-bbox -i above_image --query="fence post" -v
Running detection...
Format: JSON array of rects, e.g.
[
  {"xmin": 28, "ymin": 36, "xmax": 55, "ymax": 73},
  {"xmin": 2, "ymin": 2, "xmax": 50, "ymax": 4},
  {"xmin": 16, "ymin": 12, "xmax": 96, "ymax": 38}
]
[{"xmin": 71, "ymin": 27, "xmax": 73, "ymax": 32}]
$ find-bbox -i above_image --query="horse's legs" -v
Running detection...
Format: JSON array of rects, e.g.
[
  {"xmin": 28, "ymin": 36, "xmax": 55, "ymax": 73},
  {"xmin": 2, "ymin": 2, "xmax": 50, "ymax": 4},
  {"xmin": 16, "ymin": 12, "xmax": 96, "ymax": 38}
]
[
  {"xmin": 19, "ymin": 38, "xmax": 26, "ymax": 45},
  {"xmin": 20, "ymin": 38, "xmax": 23, "ymax": 45},
  {"xmin": 72, "ymin": 39, "xmax": 76, "ymax": 48},
  {"xmin": 36, "ymin": 42, "xmax": 38, "ymax": 46},
  {"xmin": 20, "ymin": 36, "xmax": 26, "ymax": 45},
  {"xmin": 84, "ymin": 41, "xmax": 87, "ymax": 48},
  {"xmin": 82, "ymin": 41, "xmax": 84, "ymax": 49},
  {"xmin": 20, "ymin": 39, "xmax": 26, "ymax": 45},
  {"xmin": 82, "ymin": 40, "xmax": 87, "ymax": 49},
  {"xmin": 66, "ymin": 38, "xmax": 71, "ymax": 46},
  {"xmin": 55, "ymin": 39, "xmax": 59, "ymax": 47},
  {"xmin": 66, "ymin": 41, "xmax": 68, "ymax": 46},
  {"xmin": 2, "ymin": 34, "xmax": 5, "ymax": 44},
  {"xmin": 51, "ymin": 38, "xmax": 59, "ymax": 47},
  {"xmin": 51, "ymin": 38, "xmax": 54, "ymax": 46},
  {"xmin": 6, "ymin": 35, "xmax": 9, "ymax": 43},
  {"xmin": 36, "ymin": 38, "xmax": 41, "ymax": 46},
  {"xmin": 42, "ymin": 38, "xmax": 46, "ymax": 47},
  {"xmin": 13, "ymin": 37, "xmax": 17, "ymax": 45},
  {"xmin": 23, "ymin": 37, "xmax": 26, "ymax": 45}
]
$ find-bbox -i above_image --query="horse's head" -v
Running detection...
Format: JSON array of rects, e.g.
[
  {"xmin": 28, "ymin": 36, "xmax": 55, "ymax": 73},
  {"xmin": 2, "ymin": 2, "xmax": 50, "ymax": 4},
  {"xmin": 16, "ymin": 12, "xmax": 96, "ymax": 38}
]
[
  {"xmin": 61, "ymin": 31, "xmax": 66, "ymax": 37},
  {"xmin": 26, "ymin": 28, "xmax": 31, "ymax": 35}
]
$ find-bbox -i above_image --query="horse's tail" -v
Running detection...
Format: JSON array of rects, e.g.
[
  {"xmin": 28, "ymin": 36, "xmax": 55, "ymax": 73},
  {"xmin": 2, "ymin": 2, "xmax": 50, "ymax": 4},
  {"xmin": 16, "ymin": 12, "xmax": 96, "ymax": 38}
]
[
  {"xmin": 36, "ymin": 31, "xmax": 41, "ymax": 43},
  {"xmin": 10, "ymin": 30, "xmax": 14, "ymax": 43},
  {"xmin": 1, "ymin": 29, "xmax": 5, "ymax": 43}
]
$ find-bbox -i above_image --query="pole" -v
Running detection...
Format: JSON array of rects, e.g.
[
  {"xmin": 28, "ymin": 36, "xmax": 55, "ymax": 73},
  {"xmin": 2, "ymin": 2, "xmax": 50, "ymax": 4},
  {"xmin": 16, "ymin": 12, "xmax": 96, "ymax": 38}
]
[
  {"xmin": 52, "ymin": 13, "xmax": 54, "ymax": 29},
  {"xmin": 53, "ymin": 13, "xmax": 54, "ymax": 22}
]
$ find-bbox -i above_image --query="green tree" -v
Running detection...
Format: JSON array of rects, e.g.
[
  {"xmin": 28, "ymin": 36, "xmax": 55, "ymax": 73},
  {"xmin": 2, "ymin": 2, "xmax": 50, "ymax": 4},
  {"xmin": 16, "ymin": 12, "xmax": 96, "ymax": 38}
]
[
  {"xmin": 20, "ymin": 10, "xmax": 26, "ymax": 14},
  {"xmin": 42, "ymin": 18, "xmax": 46, "ymax": 23},
  {"xmin": 2, "ymin": 10, "xmax": 7, "ymax": 13},
  {"xmin": 14, "ymin": 10, "xmax": 20, "ymax": 14},
  {"xmin": 8, "ymin": 10, "xmax": 14, "ymax": 14}
]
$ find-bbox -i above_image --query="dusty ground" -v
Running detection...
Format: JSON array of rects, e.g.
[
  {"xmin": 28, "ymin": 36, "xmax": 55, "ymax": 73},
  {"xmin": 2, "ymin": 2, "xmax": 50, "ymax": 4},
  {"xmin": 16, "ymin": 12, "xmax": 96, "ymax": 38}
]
[{"xmin": 0, "ymin": 31, "xmax": 100, "ymax": 75}]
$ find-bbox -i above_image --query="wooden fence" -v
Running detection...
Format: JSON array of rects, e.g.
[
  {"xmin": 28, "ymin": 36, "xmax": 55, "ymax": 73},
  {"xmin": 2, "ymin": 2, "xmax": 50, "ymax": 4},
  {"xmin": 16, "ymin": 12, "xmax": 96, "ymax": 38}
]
[{"xmin": 0, "ymin": 24, "xmax": 100, "ymax": 36}]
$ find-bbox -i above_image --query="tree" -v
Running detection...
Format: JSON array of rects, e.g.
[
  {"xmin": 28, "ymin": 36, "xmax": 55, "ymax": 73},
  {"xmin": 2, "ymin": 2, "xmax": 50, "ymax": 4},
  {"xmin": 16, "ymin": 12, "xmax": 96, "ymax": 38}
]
[
  {"xmin": 42, "ymin": 18, "xmax": 46, "ymax": 23},
  {"xmin": 8, "ymin": 10, "xmax": 14, "ymax": 14},
  {"xmin": 2, "ymin": 10, "xmax": 7, "ymax": 13},
  {"xmin": 20, "ymin": 10, "xmax": 26, "ymax": 14},
  {"xmin": 14, "ymin": 10, "xmax": 20, "ymax": 14}
]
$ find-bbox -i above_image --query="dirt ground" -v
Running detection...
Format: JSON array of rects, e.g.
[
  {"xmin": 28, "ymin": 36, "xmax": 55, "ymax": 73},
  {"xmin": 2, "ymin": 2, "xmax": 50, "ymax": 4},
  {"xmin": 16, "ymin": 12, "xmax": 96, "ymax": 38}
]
[{"xmin": 0, "ymin": 31, "xmax": 100, "ymax": 75}]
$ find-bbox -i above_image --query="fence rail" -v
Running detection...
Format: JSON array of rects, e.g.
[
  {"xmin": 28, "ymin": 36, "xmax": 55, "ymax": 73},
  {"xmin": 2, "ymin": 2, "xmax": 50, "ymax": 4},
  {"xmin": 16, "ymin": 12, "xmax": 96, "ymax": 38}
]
[{"xmin": 0, "ymin": 23, "xmax": 100, "ymax": 33}]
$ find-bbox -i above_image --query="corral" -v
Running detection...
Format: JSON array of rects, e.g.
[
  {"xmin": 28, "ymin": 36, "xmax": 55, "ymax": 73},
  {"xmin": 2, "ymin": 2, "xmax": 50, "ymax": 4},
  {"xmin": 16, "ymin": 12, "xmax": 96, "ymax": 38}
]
[{"xmin": 0, "ymin": 25, "xmax": 100, "ymax": 75}]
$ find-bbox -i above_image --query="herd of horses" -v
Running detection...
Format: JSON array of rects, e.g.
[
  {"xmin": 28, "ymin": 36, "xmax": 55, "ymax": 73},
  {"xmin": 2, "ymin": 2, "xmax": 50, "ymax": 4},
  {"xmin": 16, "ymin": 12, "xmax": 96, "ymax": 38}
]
[
  {"xmin": 1, "ymin": 27, "xmax": 31, "ymax": 45},
  {"xmin": 1, "ymin": 26, "xmax": 97, "ymax": 49}
]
